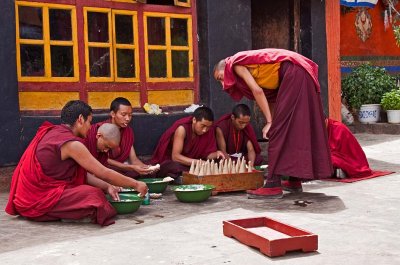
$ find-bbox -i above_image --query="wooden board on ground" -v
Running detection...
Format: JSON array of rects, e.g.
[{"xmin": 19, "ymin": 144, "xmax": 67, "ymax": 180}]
[{"xmin": 182, "ymin": 171, "xmax": 264, "ymax": 193}]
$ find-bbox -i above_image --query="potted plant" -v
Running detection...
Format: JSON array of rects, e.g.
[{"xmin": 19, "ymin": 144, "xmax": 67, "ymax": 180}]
[
  {"xmin": 342, "ymin": 64, "xmax": 396, "ymax": 123},
  {"xmin": 381, "ymin": 89, "xmax": 400, "ymax": 123}
]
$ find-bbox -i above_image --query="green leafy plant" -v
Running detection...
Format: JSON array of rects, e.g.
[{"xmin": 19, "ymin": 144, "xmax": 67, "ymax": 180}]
[
  {"xmin": 342, "ymin": 64, "xmax": 396, "ymax": 110},
  {"xmin": 381, "ymin": 89, "xmax": 400, "ymax": 110},
  {"xmin": 393, "ymin": 25, "xmax": 400, "ymax": 47}
]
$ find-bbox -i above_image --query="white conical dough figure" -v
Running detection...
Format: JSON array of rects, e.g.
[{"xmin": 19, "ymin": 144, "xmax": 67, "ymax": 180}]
[
  {"xmin": 247, "ymin": 161, "xmax": 253, "ymax": 173},
  {"xmin": 194, "ymin": 160, "xmax": 200, "ymax": 175},
  {"xmin": 239, "ymin": 157, "xmax": 246, "ymax": 173},
  {"xmin": 222, "ymin": 160, "xmax": 228, "ymax": 174},
  {"xmin": 189, "ymin": 160, "xmax": 195, "ymax": 174},
  {"xmin": 231, "ymin": 161, "xmax": 237, "ymax": 174},
  {"xmin": 228, "ymin": 158, "xmax": 232, "ymax": 173},
  {"xmin": 213, "ymin": 163, "xmax": 219, "ymax": 175},
  {"xmin": 199, "ymin": 163, "xmax": 205, "ymax": 176}
]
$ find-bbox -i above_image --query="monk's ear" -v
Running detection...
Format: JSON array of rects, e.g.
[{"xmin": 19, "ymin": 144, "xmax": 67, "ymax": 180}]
[
  {"xmin": 231, "ymin": 114, "xmax": 235, "ymax": 121},
  {"xmin": 192, "ymin": 117, "xmax": 197, "ymax": 124},
  {"xmin": 110, "ymin": 110, "xmax": 116, "ymax": 118},
  {"xmin": 77, "ymin": 114, "xmax": 85, "ymax": 126}
]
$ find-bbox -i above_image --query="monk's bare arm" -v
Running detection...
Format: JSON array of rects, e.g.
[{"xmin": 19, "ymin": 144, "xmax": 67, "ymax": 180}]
[
  {"xmin": 246, "ymin": 140, "xmax": 256, "ymax": 166},
  {"xmin": 86, "ymin": 173, "xmax": 120, "ymax": 201},
  {"xmin": 61, "ymin": 141, "xmax": 148, "ymax": 195},
  {"xmin": 107, "ymin": 147, "xmax": 153, "ymax": 175},
  {"xmin": 233, "ymin": 65, "xmax": 272, "ymax": 138},
  {"xmin": 171, "ymin": 125, "xmax": 194, "ymax": 166},
  {"xmin": 215, "ymin": 127, "xmax": 229, "ymax": 157}
]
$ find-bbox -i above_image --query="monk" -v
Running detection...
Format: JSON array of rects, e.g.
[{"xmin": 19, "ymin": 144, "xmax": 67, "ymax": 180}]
[
  {"xmin": 215, "ymin": 104, "xmax": 263, "ymax": 166},
  {"xmin": 214, "ymin": 48, "xmax": 333, "ymax": 198},
  {"xmin": 151, "ymin": 106, "xmax": 225, "ymax": 184},
  {"xmin": 91, "ymin": 97, "xmax": 156, "ymax": 178},
  {"xmin": 5, "ymin": 100, "xmax": 148, "ymax": 226},
  {"xmin": 326, "ymin": 118, "xmax": 372, "ymax": 178}
]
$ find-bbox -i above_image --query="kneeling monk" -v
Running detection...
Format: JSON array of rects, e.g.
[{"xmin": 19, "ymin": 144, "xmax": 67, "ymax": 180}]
[
  {"xmin": 5, "ymin": 100, "xmax": 148, "ymax": 226},
  {"xmin": 151, "ymin": 106, "xmax": 225, "ymax": 183},
  {"xmin": 215, "ymin": 104, "xmax": 263, "ymax": 166}
]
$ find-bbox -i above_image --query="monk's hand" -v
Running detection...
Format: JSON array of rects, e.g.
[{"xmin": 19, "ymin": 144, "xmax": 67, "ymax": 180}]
[
  {"xmin": 262, "ymin": 122, "xmax": 272, "ymax": 139},
  {"xmin": 107, "ymin": 185, "xmax": 120, "ymax": 201},
  {"xmin": 131, "ymin": 164, "xmax": 153, "ymax": 175},
  {"xmin": 216, "ymin": 151, "xmax": 226, "ymax": 159},
  {"xmin": 135, "ymin": 181, "xmax": 148, "ymax": 197}
]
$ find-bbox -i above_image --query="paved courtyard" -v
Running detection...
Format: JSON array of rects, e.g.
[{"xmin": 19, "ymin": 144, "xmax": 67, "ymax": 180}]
[{"xmin": 0, "ymin": 133, "xmax": 399, "ymax": 265}]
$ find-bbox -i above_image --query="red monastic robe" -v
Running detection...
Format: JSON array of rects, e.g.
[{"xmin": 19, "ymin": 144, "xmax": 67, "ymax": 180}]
[
  {"xmin": 215, "ymin": 114, "xmax": 263, "ymax": 165},
  {"xmin": 151, "ymin": 116, "xmax": 217, "ymax": 164},
  {"xmin": 5, "ymin": 122, "xmax": 116, "ymax": 226},
  {"xmin": 327, "ymin": 118, "xmax": 372, "ymax": 178},
  {"xmin": 223, "ymin": 49, "xmax": 333, "ymax": 180}
]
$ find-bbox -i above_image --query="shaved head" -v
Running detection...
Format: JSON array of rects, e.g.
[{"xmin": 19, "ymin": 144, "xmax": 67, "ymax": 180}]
[{"xmin": 98, "ymin": 123, "xmax": 121, "ymax": 144}]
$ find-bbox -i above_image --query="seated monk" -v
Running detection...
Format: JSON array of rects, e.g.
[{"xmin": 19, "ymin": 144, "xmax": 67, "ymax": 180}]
[
  {"xmin": 151, "ymin": 106, "xmax": 225, "ymax": 183},
  {"xmin": 5, "ymin": 100, "xmax": 148, "ymax": 226},
  {"xmin": 90, "ymin": 97, "xmax": 157, "ymax": 179},
  {"xmin": 215, "ymin": 104, "xmax": 263, "ymax": 166},
  {"xmin": 326, "ymin": 118, "xmax": 372, "ymax": 178}
]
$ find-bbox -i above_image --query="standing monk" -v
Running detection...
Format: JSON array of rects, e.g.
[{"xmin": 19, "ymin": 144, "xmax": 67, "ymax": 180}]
[
  {"xmin": 91, "ymin": 97, "xmax": 156, "ymax": 178},
  {"xmin": 215, "ymin": 104, "xmax": 263, "ymax": 166},
  {"xmin": 214, "ymin": 48, "xmax": 333, "ymax": 198},
  {"xmin": 151, "ymin": 106, "xmax": 225, "ymax": 183},
  {"xmin": 5, "ymin": 100, "xmax": 148, "ymax": 226}
]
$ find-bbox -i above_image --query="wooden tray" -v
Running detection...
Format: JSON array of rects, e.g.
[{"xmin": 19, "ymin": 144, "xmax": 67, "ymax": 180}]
[
  {"xmin": 223, "ymin": 217, "xmax": 318, "ymax": 257},
  {"xmin": 182, "ymin": 171, "xmax": 263, "ymax": 193}
]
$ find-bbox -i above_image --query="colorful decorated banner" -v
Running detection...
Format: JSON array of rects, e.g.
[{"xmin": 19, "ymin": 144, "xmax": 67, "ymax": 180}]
[{"xmin": 340, "ymin": 0, "xmax": 378, "ymax": 7}]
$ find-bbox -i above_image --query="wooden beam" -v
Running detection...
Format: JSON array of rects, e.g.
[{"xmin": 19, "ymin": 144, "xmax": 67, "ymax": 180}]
[{"xmin": 325, "ymin": 0, "xmax": 341, "ymax": 121}]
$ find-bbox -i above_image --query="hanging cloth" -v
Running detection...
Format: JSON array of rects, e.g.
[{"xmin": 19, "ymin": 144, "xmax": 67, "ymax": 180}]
[{"xmin": 340, "ymin": 0, "xmax": 378, "ymax": 7}]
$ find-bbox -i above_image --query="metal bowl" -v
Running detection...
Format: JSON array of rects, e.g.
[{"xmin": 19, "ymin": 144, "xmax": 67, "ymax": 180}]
[
  {"xmin": 106, "ymin": 193, "xmax": 142, "ymax": 214},
  {"xmin": 172, "ymin": 184, "xmax": 215, "ymax": 203}
]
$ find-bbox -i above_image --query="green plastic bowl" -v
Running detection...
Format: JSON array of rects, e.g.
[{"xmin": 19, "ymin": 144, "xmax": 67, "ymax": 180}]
[
  {"xmin": 106, "ymin": 193, "xmax": 142, "ymax": 214},
  {"xmin": 141, "ymin": 178, "xmax": 170, "ymax": 193},
  {"xmin": 172, "ymin": 184, "xmax": 215, "ymax": 203}
]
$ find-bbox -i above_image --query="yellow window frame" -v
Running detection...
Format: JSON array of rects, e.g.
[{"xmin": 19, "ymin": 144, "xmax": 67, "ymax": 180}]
[
  {"xmin": 84, "ymin": 7, "xmax": 114, "ymax": 82},
  {"xmin": 144, "ymin": 12, "xmax": 193, "ymax": 82},
  {"xmin": 174, "ymin": 0, "xmax": 191, "ymax": 8},
  {"xmin": 112, "ymin": 10, "xmax": 140, "ymax": 83},
  {"xmin": 15, "ymin": 1, "xmax": 78, "ymax": 82}
]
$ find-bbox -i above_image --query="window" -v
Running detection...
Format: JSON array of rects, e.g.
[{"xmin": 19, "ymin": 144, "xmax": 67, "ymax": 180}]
[
  {"xmin": 144, "ymin": 13, "xmax": 193, "ymax": 81},
  {"xmin": 84, "ymin": 8, "xmax": 139, "ymax": 82},
  {"xmin": 174, "ymin": 0, "xmax": 191, "ymax": 7},
  {"xmin": 15, "ymin": 1, "xmax": 78, "ymax": 82}
]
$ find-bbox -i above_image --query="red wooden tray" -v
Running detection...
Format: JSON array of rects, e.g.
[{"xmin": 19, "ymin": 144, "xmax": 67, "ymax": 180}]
[{"xmin": 223, "ymin": 217, "xmax": 318, "ymax": 257}]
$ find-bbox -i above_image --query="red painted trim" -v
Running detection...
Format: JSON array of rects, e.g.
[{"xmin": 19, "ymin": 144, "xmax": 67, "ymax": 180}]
[
  {"xmin": 76, "ymin": 1, "xmax": 87, "ymax": 102},
  {"xmin": 21, "ymin": 0, "xmax": 76, "ymax": 5},
  {"xmin": 146, "ymin": 82, "xmax": 193, "ymax": 90},
  {"xmin": 137, "ymin": 5, "xmax": 148, "ymax": 106},
  {"xmin": 18, "ymin": 82, "xmax": 80, "ymax": 91},
  {"xmin": 191, "ymin": 0, "xmax": 199, "ymax": 103}
]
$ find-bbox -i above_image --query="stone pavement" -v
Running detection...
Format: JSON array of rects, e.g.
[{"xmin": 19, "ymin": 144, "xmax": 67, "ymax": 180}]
[{"xmin": 0, "ymin": 133, "xmax": 399, "ymax": 265}]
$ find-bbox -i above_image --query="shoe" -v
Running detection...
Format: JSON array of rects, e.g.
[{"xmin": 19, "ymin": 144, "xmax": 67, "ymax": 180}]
[
  {"xmin": 247, "ymin": 187, "xmax": 283, "ymax": 199},
  {"xmin": 281, "ymin": 180, "xmax": 303, "ymax": 193}
]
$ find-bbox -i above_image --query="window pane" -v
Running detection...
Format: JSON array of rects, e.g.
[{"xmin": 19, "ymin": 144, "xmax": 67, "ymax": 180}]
[
  {"xmin": 51, "ymin": 46, "xmax": 74, "ymax": 77},
  {"xmin": 149, "ymin": 50, "xmax": 166, "ymax": 78},
  {"xmin": 89, "ymin": 47, "xmax": 111, "ymax": 77},
  {"xmin": 88, "ymin": 12, "xmax": 109, "ymax": 43},
  {"xmin": 172, "ymin": 50, "xmax": 189, "ymax": 77},
  {"xmin": 116, "ymin": 49, "xmax": 135, "ymax": 78},
  {"xmin": 18, "ymin": 6, "xmax": 43, "ymax": 40},
  {"xmin": 49, "ymin": 9, "xmax": 72, "ymax": 41},
  {"xmin": 20, "ymin": 44, "xmax": 44, "ymax": 76},
  {"xmin": 115, "ymin": 15, "xmax": 133, "ymax": 44},
  {"xmin": 147, "ymin": 17, "xmax": 165, "ymax": 45},
  {"xmin": 171, "ymin": 18, "xmax": 188, "ymax": 46}
]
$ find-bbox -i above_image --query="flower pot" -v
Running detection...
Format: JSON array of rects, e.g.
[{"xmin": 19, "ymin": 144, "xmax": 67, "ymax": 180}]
[
  {"xmin": 386, "ymin": 110, "xmax": 400, "ymax": 124},
  {"xmin": 358, "ymin": 104, "xmax": 381, "ymax": 124}
]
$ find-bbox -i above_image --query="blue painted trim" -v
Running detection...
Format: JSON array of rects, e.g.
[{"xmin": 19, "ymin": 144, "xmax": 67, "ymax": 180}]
[
  {"xmin": 341, "ymin": 66, "xmax": 400, "ymax": 73},
  {"xmin": 340, "ymin": 0, "xmax": 377, "ymax": 8}
]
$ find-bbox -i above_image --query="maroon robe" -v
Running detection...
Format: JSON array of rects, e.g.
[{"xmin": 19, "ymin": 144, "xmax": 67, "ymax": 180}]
[
  {"xmin": 215, "ymin": 114, "xmax": 263, "ymax": 165},
  {"xmin": 327, "ymin": 118, "xmax": 372, "ymax": 178},
  {"xmin": 5, "ymin": 122, "xmax": 116, "ymax": 226},
  {"xmin": 223, "ymin": 49, "xmax": 333, "ymax": 182},
  {"xmin": 151, "ymin": 116, "xmax": 218, "ymax": 178}
]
